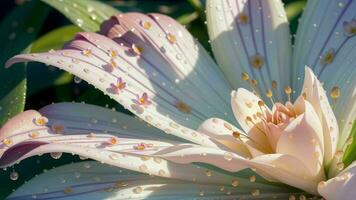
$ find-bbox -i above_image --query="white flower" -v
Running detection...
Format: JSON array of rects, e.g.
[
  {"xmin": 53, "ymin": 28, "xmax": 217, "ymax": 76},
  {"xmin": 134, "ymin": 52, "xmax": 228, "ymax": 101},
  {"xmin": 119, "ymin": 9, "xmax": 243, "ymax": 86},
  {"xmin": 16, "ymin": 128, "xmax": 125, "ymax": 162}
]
[{"xmin": 1, "ymin": 0, "xmax": 356, "ymax": 199}]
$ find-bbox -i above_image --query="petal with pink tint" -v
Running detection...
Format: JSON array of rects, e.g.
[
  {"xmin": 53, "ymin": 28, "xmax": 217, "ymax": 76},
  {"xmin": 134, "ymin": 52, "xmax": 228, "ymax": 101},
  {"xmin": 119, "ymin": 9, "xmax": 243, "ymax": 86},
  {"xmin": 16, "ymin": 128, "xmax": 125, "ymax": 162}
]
[
  {"xmin": 318, "ymin": 160, "xmax": 356, "ymax": 200},
  {"xmin": 197, "ymin": 118, "xmax": 250, "ymax": 157},
  {"xmin": 6, "ymin": 31, "xmax": 223, "ymax": 148},
  {"xmin": 302, "ymin": 67, "xmax": 338, "ymax": 165},
  {"xmin": 0, "ymin": 110, "xmax": 233, "ymax": 185},
  {"xmin": 276, "ymin": 99, "xmax": 325, "ymax": 178},
  {"xmin": 157, "ymin": 145, "xmax": 320, "ymax": 194}
]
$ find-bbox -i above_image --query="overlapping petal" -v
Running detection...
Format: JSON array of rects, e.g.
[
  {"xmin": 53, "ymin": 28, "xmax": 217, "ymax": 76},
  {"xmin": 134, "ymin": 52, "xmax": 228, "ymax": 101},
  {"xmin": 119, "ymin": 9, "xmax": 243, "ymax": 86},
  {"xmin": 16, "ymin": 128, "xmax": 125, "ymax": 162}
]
[
  {"xmin": 293, "ymin": 0, "xmax": 356, "ymax": 150},
  {"xmin": 0, "ymin": 108, "xmax": 234, "ymax": 185},
  {"xmin": 6, "ymin": 13, "xmax": 235, "ymax": 149},
  {"xmin": 302, "ymin": 67, "xmax": 339, "ymax": 166},
  {"xmin": 206, "ymin": 0, "xmax": 292, "ymax": 104},
  {"xmin": 318, "ymin": 161, "xmax": 356, "ymax": 200},
  {"xmin": 8, "ymin": 161, "xmax": 300, "ymax": 200}
]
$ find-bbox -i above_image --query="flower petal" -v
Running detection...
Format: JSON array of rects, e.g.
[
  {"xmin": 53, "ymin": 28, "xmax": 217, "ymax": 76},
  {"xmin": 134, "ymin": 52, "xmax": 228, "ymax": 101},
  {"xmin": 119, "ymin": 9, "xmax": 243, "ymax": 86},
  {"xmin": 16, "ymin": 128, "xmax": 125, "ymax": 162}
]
[
  {"xmin": 197, "ymin": 118, "xmax": 251, "ymax": 157},
  {"xmin": 231, "ymin": 88, "xmax": 270, "ymax": 133},
  {"xmin": 206, "ymin": 0, "xmax": 292, "ymax": 104},
  {"xmin": 157, "ymin": 145, "xmax": 320, "ymax": 194},
  {"xmin": 276, "ymin": 98, "xmax": 325, "ymax": 179},
  {"xmin": 8, "ymin": 161, "xmax": 298, "ymax": 200},
  {"xmin": 6, "ymin": 30, "xmax": 224, "ymax": 148},
  {"xmin": 293, "ymin": 0, "xmax": 356, "ymax": 148},
  {"xmin": 0, "ymin": 110, "xmax": 233, "ymax": 185},
  {"xmin": 302, "ymin": 67, "xmax": 339, "ymax": 165},
  {"xmin": 39, "ymin": 102, "xmax": 182, "ymax": 142},
  {"xmin": 318, "ymin": 160, "xmax": 356, "ymax": 200}
]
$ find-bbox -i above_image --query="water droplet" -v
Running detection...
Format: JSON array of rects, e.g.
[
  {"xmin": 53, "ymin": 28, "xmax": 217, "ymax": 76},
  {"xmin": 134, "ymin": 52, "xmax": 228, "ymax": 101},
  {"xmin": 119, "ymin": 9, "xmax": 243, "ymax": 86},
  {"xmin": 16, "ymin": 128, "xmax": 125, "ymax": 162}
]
[
  {"xmin": 10, "ymin": 171, "xmax": 19, "ymax": 181},
  {"xmin": 109, "ymin": 153, "xmax": 119, "ymax": 160},
  {"xmin": 50, "ymin": 152, "xmax": 62, "ymax": 159},
  {"xmin": 76, "ymin": 18, "xmax": 83, "ymax": 27},
  {"xmin": 224, "ymin": 152, "xmax": 233, "ymax": 161},
  {"xmin": 74, "ymin": 76, "xmax": 82, "ymax": 84}
]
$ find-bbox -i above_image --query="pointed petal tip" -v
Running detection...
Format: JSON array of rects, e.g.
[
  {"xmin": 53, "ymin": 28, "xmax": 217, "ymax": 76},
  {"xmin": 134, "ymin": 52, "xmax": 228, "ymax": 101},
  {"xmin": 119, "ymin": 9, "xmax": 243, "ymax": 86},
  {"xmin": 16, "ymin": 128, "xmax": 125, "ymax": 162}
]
[{"xmin": 0, "ymin": 110, "xmax": 41, "ymax": 141}]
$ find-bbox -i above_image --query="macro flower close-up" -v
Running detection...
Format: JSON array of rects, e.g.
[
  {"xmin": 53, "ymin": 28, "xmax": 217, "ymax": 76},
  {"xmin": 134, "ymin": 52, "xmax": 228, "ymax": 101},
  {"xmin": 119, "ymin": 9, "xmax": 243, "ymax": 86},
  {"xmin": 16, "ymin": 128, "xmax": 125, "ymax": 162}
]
[{"xmin": 0, "ymin": 0, "xmax": 355, "ymax": 199}]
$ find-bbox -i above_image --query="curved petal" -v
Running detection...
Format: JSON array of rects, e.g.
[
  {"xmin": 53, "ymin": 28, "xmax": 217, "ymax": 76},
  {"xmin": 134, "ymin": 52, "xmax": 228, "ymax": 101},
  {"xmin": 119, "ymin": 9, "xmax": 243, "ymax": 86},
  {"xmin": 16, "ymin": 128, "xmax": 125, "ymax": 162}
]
[
  {"xmin": 276, "ymin": 99, "xmax": 325, "ymax": 178},
  {"xmin": 157, "ymin": 144, "xmax": 320, "ymax": 194},
  {"xmin": 318, "ymin": 161, "xmax": 356, "ymax": 200},
  {"xmin": 293, "ymin": 0, "xmax": 356, "ymax": 149},
  {"xmin": 302, "ymin": 67, "xmax": 339, "ymax": 165},
  {"xmin": 206, "ymin": 0, "xmax": 292, "ymax": 104},
  {"xmin": 197, "ymin": 118, "xmax": 251, "ymax": 157},
  {"xmin": 39, "ymin": 102, "xmax": 183, "ymax": 142},
  {"xmin": 6, "ymin": 13, "xmax": 235, "ymax": 148},
  {"xmin": 8, "ymin": 161, "xmax": 299, "ymax": 200},
  {"xmin": 231, "ymin": 88, "xmax": 270, "ymax": 133},
  {"xmin": 0, "ymin": 110, "xmax": 234, "ymax": 185}
]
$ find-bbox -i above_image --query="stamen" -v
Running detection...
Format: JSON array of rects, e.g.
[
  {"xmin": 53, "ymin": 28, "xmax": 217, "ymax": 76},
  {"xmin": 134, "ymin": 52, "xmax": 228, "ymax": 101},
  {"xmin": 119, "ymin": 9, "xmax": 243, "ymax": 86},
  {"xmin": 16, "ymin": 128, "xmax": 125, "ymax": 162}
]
[
  {"xmin": 265, "ymin": 89, "xmax": 274, "ymax": 105},
  {"xmin": 271, "ymin": 80, "xmax": 280, "ymax": 102},
  {"xmin": 284, "ymin": 86, "xmax": 292, "ymax": 102},
  {"xmin": 330, "ymin": 86, "xmax": 340, "ymax": 109}
]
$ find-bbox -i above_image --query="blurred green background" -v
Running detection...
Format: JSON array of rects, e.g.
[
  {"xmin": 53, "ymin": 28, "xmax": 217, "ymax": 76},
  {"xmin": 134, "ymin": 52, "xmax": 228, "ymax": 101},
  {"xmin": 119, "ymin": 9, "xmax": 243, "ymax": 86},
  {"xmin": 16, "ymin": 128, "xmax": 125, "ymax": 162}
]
[{"xmin": 0, "ymin": 0, "xmax": 305, "ymax": 199}]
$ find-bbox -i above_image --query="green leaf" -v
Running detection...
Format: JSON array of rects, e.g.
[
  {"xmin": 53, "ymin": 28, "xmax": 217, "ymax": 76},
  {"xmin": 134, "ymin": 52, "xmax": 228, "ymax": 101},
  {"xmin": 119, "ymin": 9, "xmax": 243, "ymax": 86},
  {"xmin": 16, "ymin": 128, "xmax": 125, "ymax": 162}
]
[
  {"xmin": 343, "ymin": 120, "xmax": 356, "ymax": 167},
  {"xmin": 41, "ymin": 0, "xmax": 119, "ymax": 32},
  {"xmin": 27, "ymin": 25, "xmax": 80, "ymax": 95},
  {"xmin": 0, "ymin": 1, "xmax": 49, "ymax": 126}
]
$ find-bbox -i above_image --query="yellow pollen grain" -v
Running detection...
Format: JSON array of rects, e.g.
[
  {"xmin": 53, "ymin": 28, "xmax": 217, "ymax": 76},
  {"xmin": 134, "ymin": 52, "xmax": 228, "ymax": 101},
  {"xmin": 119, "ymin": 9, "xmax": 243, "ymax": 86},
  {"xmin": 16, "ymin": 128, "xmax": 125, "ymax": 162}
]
[
  {"xmin": 241, "ymin": 72, "xmax": 249, "ymax": 81},
  {"xmin": 250, "ymin": 54, "xmax": 264, "ymax": 69},
  {"xmin": 330, "ymin": 86, "xmax": 340, "ymax": 100},
  {"xmin": 175, "ymin": 101, "xmax": 191, "ymax": 113},
  {"xmin": 81, "ymin": 49, "xmax": 92, "ymax": 57},
  {"xmin": 166, "ymin": 33, "xmax": 177, "ymax": 44},
  {"xmin": 3, "ymin": 138, "xmax": 12, "ymax": 146},
  {"xmin": 141, "ymin": 21, "xmax": 152, "ymax": 30},
  {"xmin": 63, "ymin": 187, "xmax": 73, "ymax": 194},
  {"xmin": 233, "ymin": 131, "xmax": 241, "ymax": 139},
  {"xmin": 108, "ymin": 49, "xmax": 118, "ymax": 58},
  {"xmin": 35, "ymin": 117, "xmax": 47, "ymax": 126},
  {"xmin": 238, "ymin": 13, "xmax": 249, "ymax": 24},
  {"xmin": 321, "ymin": 49, "xmax": 335, "ymax": 65},
  {"xmin": 108, "ymin": 137, "xmax": 119, "ymax": 145},
  {"xmin": 132, "ymin": 44, "xmax": 143, "ymax": 55},
  {"xmin": 29, "ymin": 132, "xmax": 39, "ymax": 139},
  {"xmin": 52, "ymin": 124, "xmax": 64, "ymax": 134}
]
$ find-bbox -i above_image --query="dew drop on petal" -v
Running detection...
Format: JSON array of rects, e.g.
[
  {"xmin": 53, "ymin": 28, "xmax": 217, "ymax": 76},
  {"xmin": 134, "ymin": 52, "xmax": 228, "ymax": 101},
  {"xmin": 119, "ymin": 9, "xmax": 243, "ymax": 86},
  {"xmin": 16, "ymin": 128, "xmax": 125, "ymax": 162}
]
[
  {"xmin": 10, "ymin": 171, "xmax": 19, "ymax": 181},
  {"xmin": 50, "ymin": 152, "xmax": 62, "ymax": 159},
  {"xmin": 74, "ymin": 76, "xmax": 82, "ymax": 84},
  {"xmin": 224, "ymin": 152, "xmax": 233, "ymax": 161}
]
